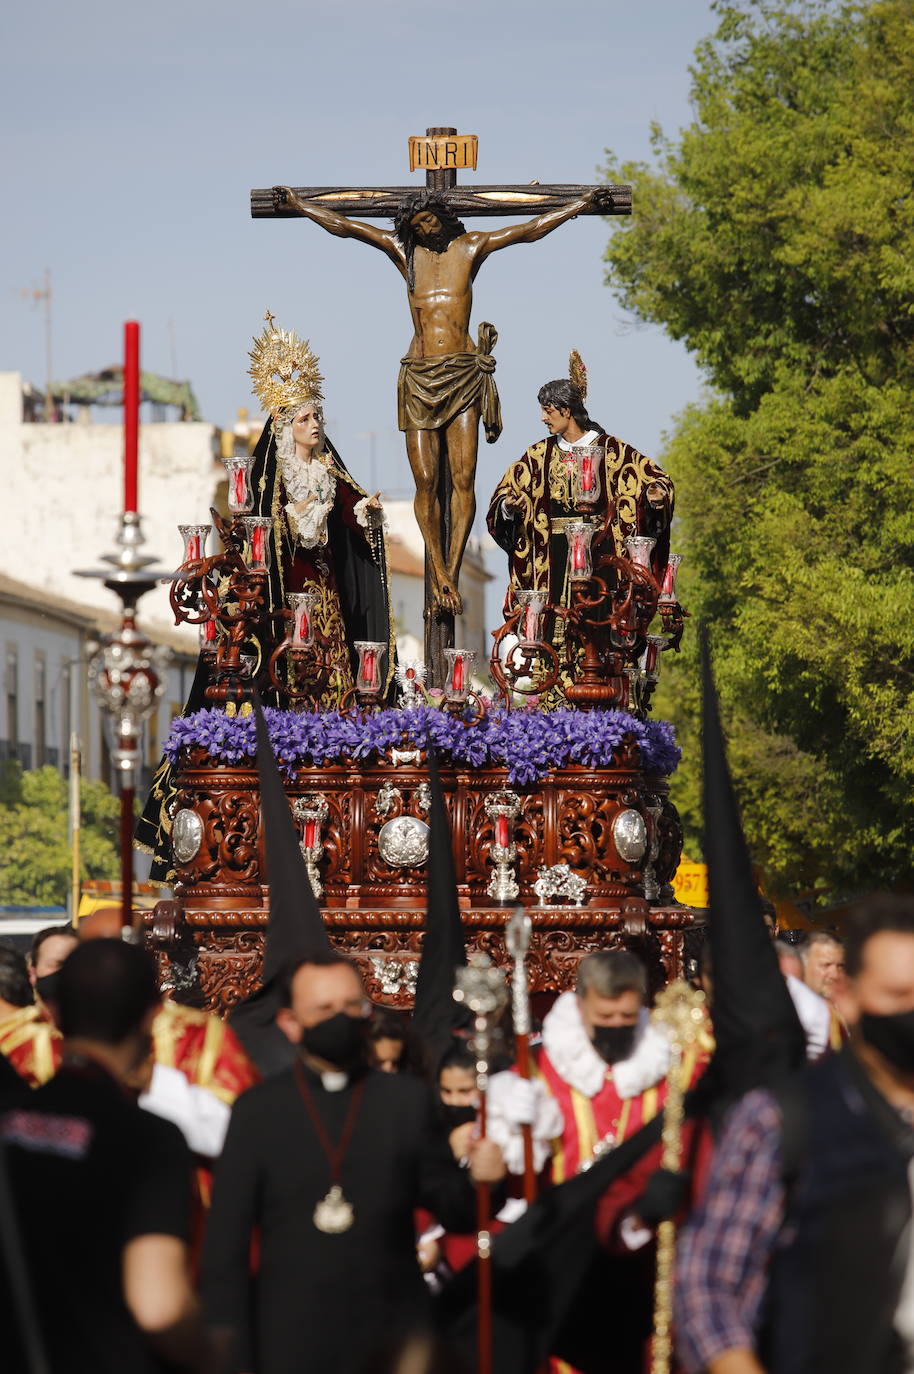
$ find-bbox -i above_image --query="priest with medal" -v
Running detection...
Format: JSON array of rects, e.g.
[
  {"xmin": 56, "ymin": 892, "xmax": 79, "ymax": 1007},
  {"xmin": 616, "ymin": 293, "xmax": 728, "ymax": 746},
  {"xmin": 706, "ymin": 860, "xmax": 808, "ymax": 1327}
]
[{"xmin": 203, "ymin": 951, "xmax": 506, "ymax": 1373}]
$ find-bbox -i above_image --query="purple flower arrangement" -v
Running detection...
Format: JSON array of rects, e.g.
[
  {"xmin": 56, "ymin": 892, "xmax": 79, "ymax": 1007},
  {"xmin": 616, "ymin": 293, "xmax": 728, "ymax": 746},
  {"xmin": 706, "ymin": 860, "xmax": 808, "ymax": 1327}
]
[{"xmin": 163, "ymin": 705, "xmax": 680, "ymax": 787}]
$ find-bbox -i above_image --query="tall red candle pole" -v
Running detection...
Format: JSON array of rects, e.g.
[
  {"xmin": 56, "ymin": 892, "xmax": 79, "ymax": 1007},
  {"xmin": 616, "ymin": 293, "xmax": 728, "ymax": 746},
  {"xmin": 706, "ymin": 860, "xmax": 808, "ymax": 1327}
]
[{"xmin": 123, "ymin": 321, "xmax": 140, "ymax": 515}]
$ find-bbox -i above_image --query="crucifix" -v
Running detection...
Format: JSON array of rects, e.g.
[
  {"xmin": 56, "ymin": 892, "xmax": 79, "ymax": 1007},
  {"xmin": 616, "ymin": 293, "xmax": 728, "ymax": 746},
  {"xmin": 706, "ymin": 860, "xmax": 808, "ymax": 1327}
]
[{"xmin": 251, "ymin": 127, "xmax": 631, "ymax": 684}]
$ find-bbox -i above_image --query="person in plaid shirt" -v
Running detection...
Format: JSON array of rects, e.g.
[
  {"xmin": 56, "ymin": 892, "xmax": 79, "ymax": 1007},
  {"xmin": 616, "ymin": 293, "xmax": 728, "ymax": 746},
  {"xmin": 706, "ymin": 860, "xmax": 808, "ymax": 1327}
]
[{"xmin": 675, "ymin": 894, "xmax": 914, "ymax": 1374}]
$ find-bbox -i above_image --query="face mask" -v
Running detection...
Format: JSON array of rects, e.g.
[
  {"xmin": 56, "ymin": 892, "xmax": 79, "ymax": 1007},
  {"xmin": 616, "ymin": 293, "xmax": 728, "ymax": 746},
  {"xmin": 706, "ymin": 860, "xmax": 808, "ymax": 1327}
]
[
  {"xmin": 439, "ymin": 1103, "xmax": 477, "ymax": 1132},
  {"xmin": 860, "ymin": 1010, "xmax": 914, "ymax": 1074},
  {"xmin": 35, "ymin": 972, "xmax": 61, "ymax": 1007},
  {"xmin": 300, "ymin": 1012, "xmax": 367, "ymax": 1071},
  {"xmin": 592, "ymin": 1024, "xmax": 638, "ymax": 1065}
]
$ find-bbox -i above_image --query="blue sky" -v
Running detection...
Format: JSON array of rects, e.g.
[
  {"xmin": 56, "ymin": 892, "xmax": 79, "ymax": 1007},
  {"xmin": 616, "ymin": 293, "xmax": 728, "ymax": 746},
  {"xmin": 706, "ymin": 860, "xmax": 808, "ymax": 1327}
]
[{"xmin": 4, "ymin": 0, "xmax": 717, "ymax": 524}]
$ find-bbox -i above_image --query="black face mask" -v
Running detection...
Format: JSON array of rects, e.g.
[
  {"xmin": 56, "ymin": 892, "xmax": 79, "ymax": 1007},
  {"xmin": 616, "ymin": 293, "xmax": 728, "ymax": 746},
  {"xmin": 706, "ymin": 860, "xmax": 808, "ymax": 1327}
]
[
  {"xmin": 592, "ymin": 1024, "xmax": 638, "ymax": 1065},
  {"xmin": 439, "ymin": 1103, "xmax": 477, "ymax": 1132},
  {"xmin": 861, "ymin": 1010, "xmax": 914, "ymax": 1074},
  {"xmin": 35, "ymin": 972, "xmax": 61, "ymax": 1007},
  {"xmin": 300, "ymin": 1012, "xmax": 367, "ymax": 1072}
]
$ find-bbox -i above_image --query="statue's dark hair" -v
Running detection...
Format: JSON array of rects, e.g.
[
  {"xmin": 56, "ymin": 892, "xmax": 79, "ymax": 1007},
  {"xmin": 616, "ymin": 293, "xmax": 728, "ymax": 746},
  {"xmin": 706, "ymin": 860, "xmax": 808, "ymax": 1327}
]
[
  {"xmin": 393, "ymin": 191, "xmax": 467, "ymax": 288},
  {"xmin": 537, "ymin": 378, "xmax": 603, "ymax": 434}
]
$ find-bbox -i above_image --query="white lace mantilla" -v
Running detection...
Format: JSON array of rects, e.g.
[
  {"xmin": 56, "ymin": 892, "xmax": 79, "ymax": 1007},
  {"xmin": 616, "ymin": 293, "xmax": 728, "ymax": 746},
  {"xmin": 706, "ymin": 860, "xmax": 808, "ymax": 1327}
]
[{"xmin": 280, "ymin": 452, "xmax": 337, "ymax": 549}]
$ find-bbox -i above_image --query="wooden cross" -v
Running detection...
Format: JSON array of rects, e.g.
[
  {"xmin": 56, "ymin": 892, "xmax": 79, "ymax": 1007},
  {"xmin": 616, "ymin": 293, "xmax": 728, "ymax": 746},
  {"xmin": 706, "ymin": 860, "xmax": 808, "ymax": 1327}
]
[
  {"xmin": 250, "ymin": 128, "xmax": 632, "ymax": 221},
  {"xmin": 251, "ymin": 128, "xmax": 632, "ymax": 685}
]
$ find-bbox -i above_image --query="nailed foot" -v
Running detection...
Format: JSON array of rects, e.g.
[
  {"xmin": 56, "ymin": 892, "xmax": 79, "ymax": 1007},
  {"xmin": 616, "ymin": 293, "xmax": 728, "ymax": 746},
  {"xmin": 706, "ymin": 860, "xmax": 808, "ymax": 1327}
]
[{"xmin": 434, "ymin": 579, "xmax": 463, "ymax": 617}]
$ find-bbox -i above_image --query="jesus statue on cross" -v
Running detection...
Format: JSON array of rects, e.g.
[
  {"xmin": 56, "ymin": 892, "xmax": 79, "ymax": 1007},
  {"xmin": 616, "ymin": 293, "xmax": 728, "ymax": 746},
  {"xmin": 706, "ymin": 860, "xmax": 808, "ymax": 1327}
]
[{"xmin": 272, "ymin": 183, "xmax": 612, "ymax": 617}]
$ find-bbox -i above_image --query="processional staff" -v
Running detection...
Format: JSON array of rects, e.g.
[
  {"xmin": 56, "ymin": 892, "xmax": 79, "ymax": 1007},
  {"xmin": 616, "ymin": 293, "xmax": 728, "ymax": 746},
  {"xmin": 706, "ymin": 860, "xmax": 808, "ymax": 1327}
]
[
  {"xmin": 454, "ymin": 953, "xmax": 508, "ymax": 1374},
  {"xmin": 505, "ymin": 906, "xmax": 537, "ymax": 1204},
  {"xmin": 649, "ymin": 980, "xmax": 707, "ymax": 1374}
]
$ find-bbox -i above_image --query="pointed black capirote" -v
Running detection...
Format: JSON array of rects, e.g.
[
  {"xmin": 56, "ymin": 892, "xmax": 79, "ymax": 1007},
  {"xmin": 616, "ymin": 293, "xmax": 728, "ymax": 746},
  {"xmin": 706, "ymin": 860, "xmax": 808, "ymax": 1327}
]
[
  {"xmin": 229, "ymin": 689, "xmax": 331, "ymax": 1073},
  {"xmin": 411, "ymin": 747, "xmax": 468, "ymax": 1068},
  {"xmin": 700, "ymin": 626, "xmax": 805, "ymax": 1098}
]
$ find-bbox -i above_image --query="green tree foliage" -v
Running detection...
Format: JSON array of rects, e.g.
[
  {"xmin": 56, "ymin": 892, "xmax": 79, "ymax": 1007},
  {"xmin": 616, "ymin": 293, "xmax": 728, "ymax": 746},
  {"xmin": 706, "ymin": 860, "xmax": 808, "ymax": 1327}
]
[
  {"xmin": 0, "ymin": 764, "xmax": 120, "ymax": 906},
  {"xmin": 603, "ymin": 0, "xmax": 914, "ymax": 898}
]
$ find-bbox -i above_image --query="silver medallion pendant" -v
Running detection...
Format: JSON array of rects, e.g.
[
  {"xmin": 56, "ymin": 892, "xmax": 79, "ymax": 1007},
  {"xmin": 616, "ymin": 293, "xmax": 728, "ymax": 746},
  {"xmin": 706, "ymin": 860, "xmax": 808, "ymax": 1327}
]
[{"xmin": 313, "ymin": 1184, "xmax": 355, "ymax": 1234}]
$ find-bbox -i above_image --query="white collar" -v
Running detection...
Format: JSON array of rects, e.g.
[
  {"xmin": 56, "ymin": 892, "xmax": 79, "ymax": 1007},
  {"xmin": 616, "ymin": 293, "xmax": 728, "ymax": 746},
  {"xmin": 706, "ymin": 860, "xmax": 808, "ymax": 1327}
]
[
  {"xmin": 556, "ymin": 429, "xmax": 599, "ymax": 452},
  {"xmin": 541, "ymin": 990, "xmax": 672, "ymax": 1099},
  {"xmin": 320, "ymin": 1070, "xmax": 349, "ymax": 1092}
]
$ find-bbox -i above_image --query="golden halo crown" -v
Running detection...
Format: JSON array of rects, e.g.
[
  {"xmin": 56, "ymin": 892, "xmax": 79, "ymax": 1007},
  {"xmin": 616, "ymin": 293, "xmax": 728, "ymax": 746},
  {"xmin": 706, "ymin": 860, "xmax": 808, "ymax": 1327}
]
[
  {"xmin": 568, "ymin": 349, "xmax": 588, "ymax": 402},
  {"xmin": 248, "ymin": 311, "xmax": 324, "ymax": 416}
]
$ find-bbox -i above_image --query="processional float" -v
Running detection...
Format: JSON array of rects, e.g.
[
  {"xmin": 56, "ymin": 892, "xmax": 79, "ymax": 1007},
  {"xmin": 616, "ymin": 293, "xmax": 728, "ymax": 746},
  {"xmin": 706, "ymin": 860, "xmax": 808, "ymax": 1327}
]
[{"xmin": 135, "ymin": 127, "xmax": 704, "ymax": 1012}]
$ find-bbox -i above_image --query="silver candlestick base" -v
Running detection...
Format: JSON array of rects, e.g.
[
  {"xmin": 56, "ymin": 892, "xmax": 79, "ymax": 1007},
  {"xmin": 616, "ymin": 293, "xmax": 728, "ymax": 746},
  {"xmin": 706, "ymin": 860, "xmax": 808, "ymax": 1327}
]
[
  {"xmin": 293, "ymin": 793, "xmax": 329, "ymax": 900},
  {"xmin": 485, "ymin": 790, "xmax": 521, "ymax": 904}
]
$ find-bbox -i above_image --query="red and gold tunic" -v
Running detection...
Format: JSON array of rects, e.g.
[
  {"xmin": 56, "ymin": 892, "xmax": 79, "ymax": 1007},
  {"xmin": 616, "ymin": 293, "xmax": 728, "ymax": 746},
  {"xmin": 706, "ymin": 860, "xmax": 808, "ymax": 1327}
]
[
  {"xmin": 152, "ymin": 1000, "xmax": 259, "ymax": 1108},
  {"xmin": 0, "ymin": 1005, "xmax": 61, "ymax": 1087},
  {"xmin": 534, "ymin": 993, "xmax": 708, "ymax": 1374},
  {"xmin": 0, "ymin": 1000, "xmax": 258, "ymax": 1115}
]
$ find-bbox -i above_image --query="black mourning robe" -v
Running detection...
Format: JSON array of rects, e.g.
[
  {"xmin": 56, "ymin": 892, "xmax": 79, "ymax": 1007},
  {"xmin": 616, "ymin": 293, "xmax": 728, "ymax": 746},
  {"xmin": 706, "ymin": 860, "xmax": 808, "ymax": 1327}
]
[
  {"xmin": 135, "ymin": 422, "xmax": 393, "ymax": 882},
  {"xmin": 202, "ymin": 1063, "xmax": 483, "ymax": 1374}
]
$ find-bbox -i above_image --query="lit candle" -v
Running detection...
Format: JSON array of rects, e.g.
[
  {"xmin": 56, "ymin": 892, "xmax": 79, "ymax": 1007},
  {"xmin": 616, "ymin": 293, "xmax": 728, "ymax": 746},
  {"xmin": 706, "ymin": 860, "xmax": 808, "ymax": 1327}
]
[
  {"xmin": 295, "ymin": 604, "xmax": 310, "ymax": 643},
  {"xmin": 660, "ymin": 554, "xmax": 682, "ymax": 601},
  {"xmin": 363, "ymin": 649, "xmax": 377, "ymax": 685},
  {"xmin": 495, "ymin": 815, "xmax": 510, "ymax": 848},
  {"xmin": 572, "ymin": 535, "xmax": 586, "ymax": 571},
  {"xmin": 581, "ymin": 451, "xmax": 594, "ymax": 492},
  {"xmin": 233, "ymin": 467, "xmax": 247, "ymax": 508},
  {"xmin": 251, "ymin": 523, "xmax": 265, "ymax": 566},
  {"xmin": 123, "ymin": 321, "xmax": 140, "ymax": 515},
  {"xmin": 451, "ymin": 656, "xmax": 465, "ymax": 694}
]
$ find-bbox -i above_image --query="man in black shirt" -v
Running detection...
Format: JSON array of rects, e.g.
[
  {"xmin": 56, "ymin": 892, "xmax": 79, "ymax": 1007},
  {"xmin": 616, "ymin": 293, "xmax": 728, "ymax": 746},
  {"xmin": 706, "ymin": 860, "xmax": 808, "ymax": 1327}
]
[
  {"xmin": 203, "ymin": 950, "xmax": 506, "ymax": 1374},
  {"xmin": 0, "ymin": 939, "xmax": 204, "ymax": 1374}
]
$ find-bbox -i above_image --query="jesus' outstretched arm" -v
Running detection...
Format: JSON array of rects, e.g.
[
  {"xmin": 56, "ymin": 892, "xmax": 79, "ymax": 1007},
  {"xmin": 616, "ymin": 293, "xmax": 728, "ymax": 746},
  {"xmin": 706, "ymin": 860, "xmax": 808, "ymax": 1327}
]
[
  {"xmin": 475, "ymin": 186, "xmax": 616, "ymax": 257},
  {"xmin": 272, "ymin": 186, "xmax": 406, "ymax": 269}
]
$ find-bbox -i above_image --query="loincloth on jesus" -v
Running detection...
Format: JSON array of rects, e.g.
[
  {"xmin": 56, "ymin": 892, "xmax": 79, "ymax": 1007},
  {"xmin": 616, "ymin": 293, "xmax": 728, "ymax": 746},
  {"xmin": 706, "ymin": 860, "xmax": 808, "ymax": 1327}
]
[{"xmin": 397, "ymin": 321, "xmax": 503, "ymax": 443}]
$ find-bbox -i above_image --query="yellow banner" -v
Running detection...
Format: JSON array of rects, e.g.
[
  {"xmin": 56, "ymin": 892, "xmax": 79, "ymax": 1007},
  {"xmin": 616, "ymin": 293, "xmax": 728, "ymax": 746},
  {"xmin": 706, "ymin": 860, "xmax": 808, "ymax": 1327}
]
[{"xmin": 672, "ymin": 860, "xmax": 709, "ymax": 909}]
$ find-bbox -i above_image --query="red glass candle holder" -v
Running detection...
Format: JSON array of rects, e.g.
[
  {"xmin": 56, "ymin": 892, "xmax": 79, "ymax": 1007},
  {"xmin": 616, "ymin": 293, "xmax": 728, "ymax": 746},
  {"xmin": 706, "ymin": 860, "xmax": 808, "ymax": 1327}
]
[
  {"xmin": 572, "ymin": 445, "xmax": 603, "ymax": 505},
  {"xmin": 623, "ymin": 535, "xmax": 656, "ymax": 570},
  {"xmin": 566, "ymin": 521, "xmax": 595, "ymax": 582},
  {"xmin": 240, "ymin": 517, "xmax": 272, "ymax": 572},
  {"xmin": 355, "ymin": 640, "xmax": 386, "ymax": 696},
  {"xmin": 516, "ymin": 590, "xmax": 546, "ymax": 646},
  {"xmin": 444, "ymin": 648, "xmax": 476, "ymax": 703},
  {"xmin": 198, "ymin": 615, "xmax": 219, "ymax": 654},
  {"xmin": 642, "ymin": 634, "xmax": 668, "ymax": 676},
  {"xmin": 659, "ymin": 553, "xmax": 682, "ymax": 603},
  {"xmin": 178, "ymin": 523, "xmax": 210, "ymax": 565},
  {"xmin": 222, "ymin": 456, "xmax": 255, "ymax": 514},
  {"xmin": 288, "ymin": 592, "xmax": 316, "ymax": 649}
]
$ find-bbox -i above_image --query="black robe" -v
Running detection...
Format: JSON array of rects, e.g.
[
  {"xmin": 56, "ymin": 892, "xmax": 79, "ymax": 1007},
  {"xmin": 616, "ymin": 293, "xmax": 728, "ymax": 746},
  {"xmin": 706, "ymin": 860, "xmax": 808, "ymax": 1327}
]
[
  {"xmin": 202, "ymin": 1063, "xmax": 484, "ymax": 1374},
  {"xmin": 135, "ymin": 422, "xmax": 393, "ymax": 882}
]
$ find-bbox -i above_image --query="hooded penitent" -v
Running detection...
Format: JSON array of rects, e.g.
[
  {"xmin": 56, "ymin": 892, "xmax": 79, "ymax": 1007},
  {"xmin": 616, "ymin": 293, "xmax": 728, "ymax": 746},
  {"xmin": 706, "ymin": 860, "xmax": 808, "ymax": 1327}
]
[
  {"xmin": 700, "ymin": 626, "xmax": 806, "ymax": 1101},
  {"xmin": 410, "ymin": 748, "xmax": 469, "ymax": 1074},
  {"xmin": 228, "ymin": 690, "xmax": 331, "ymax": 1074}
]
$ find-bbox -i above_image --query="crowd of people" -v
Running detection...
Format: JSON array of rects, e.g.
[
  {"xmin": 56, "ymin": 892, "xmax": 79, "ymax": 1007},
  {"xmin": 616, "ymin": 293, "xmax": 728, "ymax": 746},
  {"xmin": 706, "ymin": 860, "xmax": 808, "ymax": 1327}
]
[{"xmin": 2, "ymin": 883, "xmax": 906, "ymax": 1374}]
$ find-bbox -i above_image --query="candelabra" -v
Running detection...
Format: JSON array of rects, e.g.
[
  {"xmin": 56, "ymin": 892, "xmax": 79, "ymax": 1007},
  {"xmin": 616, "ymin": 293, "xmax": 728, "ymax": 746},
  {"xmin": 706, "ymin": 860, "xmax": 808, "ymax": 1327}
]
[
  {"xmin": 484, "ymin": 791, "xmax": 521, "ymax": 903},
  {"xmin": 76, "ymin": 510, "xmax": 170, "ymax": 935},
  {"xmin": 169, "ymin": 498, "xmax": 275, "ymax": 708},
  {"xmin": 490, "ymin": 519, "xmax": 688, "ymax": 714}
]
